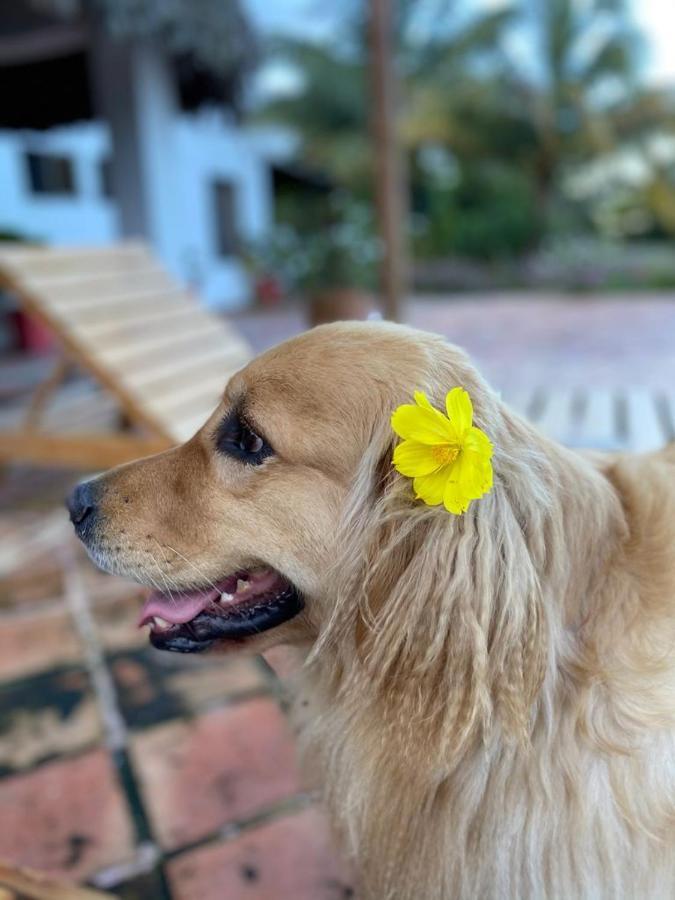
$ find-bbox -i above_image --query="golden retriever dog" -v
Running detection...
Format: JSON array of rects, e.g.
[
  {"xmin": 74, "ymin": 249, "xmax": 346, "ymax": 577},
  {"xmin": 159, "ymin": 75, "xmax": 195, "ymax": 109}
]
[{"xmin": 67, "ymin": 321, "xmax": 675, "ymax": 899}]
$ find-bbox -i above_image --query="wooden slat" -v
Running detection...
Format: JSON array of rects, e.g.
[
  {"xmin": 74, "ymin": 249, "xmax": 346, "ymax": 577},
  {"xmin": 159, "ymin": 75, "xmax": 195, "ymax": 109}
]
[
  {"xmin": 0, "ymin": 242, "xmax": 253, "ymax": 466},
  {"xmin": 144, "ymin": 372, "xmax": 226, "ymax": 416},
  {"xmin": 501, "ymin": 388, "xmax": 537, "ymax": 420},
  {"xmin": 80, "ymin": 295, "xmax": 199, "ymax": 337},
  {"xmin": 91, "ymin": 311, "xmax": 222, "ymax": 363},
  {"xmin": 0, "ymin": 430, "xmax": 172, "ymax": 469},
  {"xmin": 533, "ymin": 390, "xmax": 575, "ymax": 442},
  {"xmin": 36, "ymin": 268, "xmax": 175, "ymax": 304},
  {"xmin": 95, "ymin": 316, "xmax": 220, "ymax": 365},
  {"xmin": 0, "ymin": 381, "xmax": 120, "ymax": 434},
  {"xmin": 58, "ymin": 289, "xmax": 190, "ymax": 325},
  {"xmin": 42, "ymin": 389, "xmax": 120, "ymax": 433},
  {"xmin": 0, "ymin": 242, "xmax": 151, "ymax": 280},
  {"xmin": 126, "ymin": 344, "xmax": 248, "ymax": 393},
  {"xmin": 0, "ymin": 266, "xmax": 173, "ymax": 438},
  {"xmin": 152, "ymin": 390, "xmax": 220, "ymax": 426},
  {"xmin": 572, "ymin": 390, "xmax": 620, "ymax": 450},
  {"xmin": 624, "ymin": 389, "xmax": 666, "ymax": 452},
  {"xmin": 661, "ymin": 394, "xmax": 675, "ymax": 443},
  {"xmin": 12, "ymin": 271, "xmax": 159, "ymax": 310},
  {"xmin": 0, "ymin": 238, "xmax": 143, "ymax": 262},
  {"xmin": 171, "ymin": 396, "xmax": 220, "ymax": 432},
  {"xmin": 23, "ymin": 355, "xmax": 70, "ymax": 429},
  {"xmin": 172, "ymin": 410, "xmax": 217, "ymax": 443}
]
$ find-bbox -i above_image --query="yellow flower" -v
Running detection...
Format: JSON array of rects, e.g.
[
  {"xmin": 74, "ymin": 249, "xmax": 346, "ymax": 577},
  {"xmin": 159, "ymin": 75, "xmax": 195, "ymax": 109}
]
[{"xmin": 391, "ymin": 388, "xmax": 493, "ymax": 515}]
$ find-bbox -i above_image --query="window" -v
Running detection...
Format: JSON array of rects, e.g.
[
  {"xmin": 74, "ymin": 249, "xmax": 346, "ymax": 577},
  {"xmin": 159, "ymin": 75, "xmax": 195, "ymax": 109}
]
[
  {"xmin": 99, "ymin": 159, "xmax": 113, "ymax": 198},
  {"xmin": 213, "ymin": 181, "xmax": 239, "ymax": 257},
  {"xmin": 25, "ymin": 153, "xmax": 75, "ymax": 195}
]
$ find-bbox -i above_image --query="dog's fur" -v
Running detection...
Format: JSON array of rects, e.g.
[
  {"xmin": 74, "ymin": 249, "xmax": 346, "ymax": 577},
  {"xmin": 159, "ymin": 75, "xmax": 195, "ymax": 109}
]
[{"xmin": 81, "ymin": 322, "xmax": 675, "ymax": 899}]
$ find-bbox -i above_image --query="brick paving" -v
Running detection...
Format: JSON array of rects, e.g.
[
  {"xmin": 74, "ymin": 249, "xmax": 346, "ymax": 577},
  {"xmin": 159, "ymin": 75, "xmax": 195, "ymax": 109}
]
[
  {"xmin": 131, "ymin": 699, "xmax": 301, "ymax": 851},
  {"xmin": 167, "ymin": 809, "xmax": 355, "ymax": 900},
  {"xmin": 233, "ymin": 293, "xmax": 675, "ymax": 391},
  {"xmin": 0, "ymin": 499, "xmax": 353, "ymax": 898},
  {"xmin": 1, "ymin": 293, "xmax": 674, "ymax": 897},
  {"xmin": 0, "ymin": 748, "xmax": 136, "ymax": 881}
]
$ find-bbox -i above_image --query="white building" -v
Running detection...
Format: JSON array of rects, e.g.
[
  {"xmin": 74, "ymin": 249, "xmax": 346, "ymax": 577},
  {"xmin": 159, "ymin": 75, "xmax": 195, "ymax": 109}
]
[
  {"xmin": 0, "ymin": 4, "xmax": 297, "ymax": 311},
  {"xmin": 0, "ymin": 116, "xmax": 291, "ymax": 310}
]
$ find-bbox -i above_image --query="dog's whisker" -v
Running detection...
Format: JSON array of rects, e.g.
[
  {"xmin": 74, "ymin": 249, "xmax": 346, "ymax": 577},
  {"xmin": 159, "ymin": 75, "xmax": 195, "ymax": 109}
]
[
  {"xmin": 150, "ymin": 542, "xmax": 182, "ymax": 603},
  {"xmin": 161, "ymin": 541, "xmax": 221, "ymax": 596},
  {"xmin": 148, "ymin": 551, "xmax": 178, "ymax": 605},
  {"xmin": 142, "ymin": 560, "xmax": 163, "ymax": 595}
]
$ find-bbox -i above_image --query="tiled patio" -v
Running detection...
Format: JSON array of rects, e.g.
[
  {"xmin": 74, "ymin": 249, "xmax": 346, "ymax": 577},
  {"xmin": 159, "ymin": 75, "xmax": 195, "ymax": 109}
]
[
  {"xmin": 234, "ymin": 294, "xmax": 675, "ymax": 390},
  {"xmin": 0, "ymin": 503, "xmax": 354, "ymax": 898},
  {"xmin": 1, "ymin": 294, "xmax": 674, "ymax": 898}
]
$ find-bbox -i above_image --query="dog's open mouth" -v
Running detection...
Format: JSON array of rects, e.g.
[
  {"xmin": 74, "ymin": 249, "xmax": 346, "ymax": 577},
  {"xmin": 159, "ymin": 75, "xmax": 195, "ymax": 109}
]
[{"xmin": 137, "ymin": 567, "xmax": 304, "ymax": 653}]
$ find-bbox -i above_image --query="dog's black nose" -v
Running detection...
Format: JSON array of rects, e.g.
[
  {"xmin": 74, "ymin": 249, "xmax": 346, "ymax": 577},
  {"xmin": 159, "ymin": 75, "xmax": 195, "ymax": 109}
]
[{"xmin": 66, "ymin": 480, "xmax": 98, "ymax": 532}]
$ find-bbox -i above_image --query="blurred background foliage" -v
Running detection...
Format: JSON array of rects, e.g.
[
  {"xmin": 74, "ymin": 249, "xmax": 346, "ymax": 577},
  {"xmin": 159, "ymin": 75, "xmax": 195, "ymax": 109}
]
[{"xmin": 254, "ymin": 0, "xmax": 675, "ymax": 288}]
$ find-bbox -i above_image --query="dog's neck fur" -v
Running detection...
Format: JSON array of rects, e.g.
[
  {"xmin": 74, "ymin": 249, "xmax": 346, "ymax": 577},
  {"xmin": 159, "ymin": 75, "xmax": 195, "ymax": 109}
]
[{"xmin": 294, "ymin": 434, "xmax": 675, "ymax": 899}]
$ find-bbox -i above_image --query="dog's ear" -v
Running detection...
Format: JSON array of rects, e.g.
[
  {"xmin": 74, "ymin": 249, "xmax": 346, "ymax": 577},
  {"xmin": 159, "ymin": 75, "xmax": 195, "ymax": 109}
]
[{"xmin": 317, "ymin": 415, "xmax": 548, "ymax": 762}]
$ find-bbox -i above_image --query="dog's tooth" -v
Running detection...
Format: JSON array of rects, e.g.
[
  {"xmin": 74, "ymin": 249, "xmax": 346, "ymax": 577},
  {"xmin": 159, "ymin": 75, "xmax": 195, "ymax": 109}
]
[
  {"xmin": 236, "ymin": 578, "xmax": 250, "ymax": 593},
  {"xmin": 219, "ymin": 591, "xmax": 234, "ymax": 603},
  {"xmin": 154, "ymin": 616, "xmax": 172, "ymax": 631}
]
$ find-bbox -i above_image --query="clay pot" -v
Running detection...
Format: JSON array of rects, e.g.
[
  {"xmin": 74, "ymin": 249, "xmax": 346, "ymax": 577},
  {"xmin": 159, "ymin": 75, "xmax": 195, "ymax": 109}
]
[{"xmin": 307, "ymin": 288, "xmax": 379, "ymax": 327}]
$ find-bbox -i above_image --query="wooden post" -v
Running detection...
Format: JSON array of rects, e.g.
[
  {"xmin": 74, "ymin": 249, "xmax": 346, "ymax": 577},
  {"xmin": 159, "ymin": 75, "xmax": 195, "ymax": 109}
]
[
  {"xmin": 88, "ymin": 29, "xmax": 182, "ymax": 268},
  {"xmin": 369, "ymin": 0, "xmax": 406, "ymax": 322},
  {"xmin": 23, "ymin": 354, "xmax": 70, "ymax": 430}
]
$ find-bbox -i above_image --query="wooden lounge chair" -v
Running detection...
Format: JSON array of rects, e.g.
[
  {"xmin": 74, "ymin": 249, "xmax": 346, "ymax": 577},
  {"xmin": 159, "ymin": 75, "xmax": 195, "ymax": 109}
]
[
  {"xmin": 0, "ymin": 242, "xmax": 251, "ymax": 469},
  {"xmin": 1, "ymin": 242, "xmax": 671, "ymax": 468}
]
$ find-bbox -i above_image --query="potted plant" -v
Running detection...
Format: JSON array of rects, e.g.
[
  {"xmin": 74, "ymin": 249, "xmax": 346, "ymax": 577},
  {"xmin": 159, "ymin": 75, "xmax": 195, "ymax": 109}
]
[{"xmin": 248, "ymin": 196, "xmax": 382, "ymax": 326}]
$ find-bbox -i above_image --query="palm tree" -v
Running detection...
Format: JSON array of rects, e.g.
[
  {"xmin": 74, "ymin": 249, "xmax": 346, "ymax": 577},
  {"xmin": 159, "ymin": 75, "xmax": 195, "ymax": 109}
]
[
  {"xmin": 508, "ymin": 0, "xmax": 640, "ymax": 216},
  {"xmin": 259, "ymin": 3, "xmax": 516, "ymax": 192},
  {"xmin": 260, "ymin": 39, "xmax": 370, "ymax": 188}
]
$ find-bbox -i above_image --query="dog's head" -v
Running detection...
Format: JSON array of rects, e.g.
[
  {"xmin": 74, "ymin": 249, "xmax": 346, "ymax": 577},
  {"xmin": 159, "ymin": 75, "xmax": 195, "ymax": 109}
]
[
  {"xmin": 68, "ymin": 323, "xmax": 435, "ymax": 649},
  {"xmin": 69, "ymin": 321, "xmax": 611, "ymax": 743}
]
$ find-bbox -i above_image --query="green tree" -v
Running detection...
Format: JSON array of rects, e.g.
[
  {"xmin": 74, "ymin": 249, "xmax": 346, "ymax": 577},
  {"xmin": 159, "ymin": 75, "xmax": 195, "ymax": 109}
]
[
  {"xmin": 510, "ymin": 0, "xmax": 640, "ymax": 217},
  {"xmin": 259, "ymin": 3, "xmax": 516, "ymax": 192}
]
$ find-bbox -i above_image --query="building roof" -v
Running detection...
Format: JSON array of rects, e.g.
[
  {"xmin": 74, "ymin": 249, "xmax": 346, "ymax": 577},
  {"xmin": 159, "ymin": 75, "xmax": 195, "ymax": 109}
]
[{"xmin": 0, "ymin": 0, "xmax": 257, "ymax": 129}]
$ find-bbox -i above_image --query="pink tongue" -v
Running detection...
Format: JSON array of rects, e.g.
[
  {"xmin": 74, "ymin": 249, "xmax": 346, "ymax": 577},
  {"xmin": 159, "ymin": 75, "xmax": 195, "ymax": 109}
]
[{"xmin": 138, "ymin": 586, "xmax": 219, "ymax": 627}]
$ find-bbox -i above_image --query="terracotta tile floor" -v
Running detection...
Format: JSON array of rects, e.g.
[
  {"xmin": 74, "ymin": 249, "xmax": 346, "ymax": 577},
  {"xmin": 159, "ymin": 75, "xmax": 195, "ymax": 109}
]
[
  {"xmin": 1, "ymin": 294, "xmax": 673, "ymax": 897},
  {"xmin": 0, "ymin": 504, "xmax": 351, "ymax": 898},
  {"xmin": 233, "ymin": 294, "xmax": 675, "ymax": 390},
  {"xmin": 0, "ymin": 432, "xmax": 354, "ymax": 898}
]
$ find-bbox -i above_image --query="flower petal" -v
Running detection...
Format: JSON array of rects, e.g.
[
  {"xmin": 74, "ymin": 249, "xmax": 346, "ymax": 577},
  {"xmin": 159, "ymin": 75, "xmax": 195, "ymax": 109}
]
[
  {"xmin": 391, "ymin": 387, "xmax": 492, "ymax": 516},
  {"xmin": 455, "ymin": 449, "xmax": 493, "ymax": 499},
  {"xmin": 391, "ymin": 404, "xmax": 456, "ymax": 444},
  {"xmin": 414, "ymin": 391, "xmax": 434, "ymax": 411},
  {"xmin": 464, "ymin": 425, "xmax": 493, "ymax": 458},
  {"xmin": 393, "ymin": 440, "xmax": 441, "ymax": 477},
  {"xmin": 445, "ymin": 388, "xmax": 473, "ymax": 436},
  {"xmin": 443, "ymin": 478, "xmax": 471, "ymax": 515},
  {"xmin": 413, "ymin": 468, "xmax": 449, "ymax": 506},
  {"xmin": 454, "ymin": 453, "xmax": 488, "ymax": 499}
]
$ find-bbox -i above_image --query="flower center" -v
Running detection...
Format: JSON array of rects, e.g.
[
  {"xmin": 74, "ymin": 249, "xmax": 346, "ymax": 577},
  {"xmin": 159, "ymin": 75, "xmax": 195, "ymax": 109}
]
[{"xmin": 432, "ymin": 443, "xmax": 460, "ymax": 466}]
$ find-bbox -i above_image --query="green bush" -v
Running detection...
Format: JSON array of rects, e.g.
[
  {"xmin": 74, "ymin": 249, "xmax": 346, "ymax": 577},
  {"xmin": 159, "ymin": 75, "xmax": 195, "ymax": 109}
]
[
  {"xmin": 246, "ymin": 194, "xmax": 381, "ymax": 295},
  {"xmin": 416, "ymin": 163, "xmax": 541, "ymax": 260}
]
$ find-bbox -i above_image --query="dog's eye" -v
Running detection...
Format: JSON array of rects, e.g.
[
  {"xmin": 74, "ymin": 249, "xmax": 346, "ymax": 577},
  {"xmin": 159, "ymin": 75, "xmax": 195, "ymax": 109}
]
[{"xmin": 215, "ymin": 410, "xmax": 273, "ymax": 465}]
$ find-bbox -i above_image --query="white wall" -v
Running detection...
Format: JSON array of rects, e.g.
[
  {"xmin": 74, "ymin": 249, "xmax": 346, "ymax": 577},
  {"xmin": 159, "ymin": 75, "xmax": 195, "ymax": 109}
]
[
  {"xmin": 0, "ymin": 114, "xmax": 291, "ymax": 309},
  {"xmin": 172, "ymin": 111, "xmax": 275, "ymax": 307},
  {"xmin": 0, "ymin": 124, "xmax": 118, "ymax": 244}
]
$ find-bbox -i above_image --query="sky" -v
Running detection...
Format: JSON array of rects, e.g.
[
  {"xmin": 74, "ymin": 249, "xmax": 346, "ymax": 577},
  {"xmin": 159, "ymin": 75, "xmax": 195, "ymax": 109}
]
[
  {"xmin": 636, "ymin": 0, "xmax": 675, "ymax": 83},
  {"xmin": 244, "ymin": 0, "xmax": 675, "ymax": 86}
]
